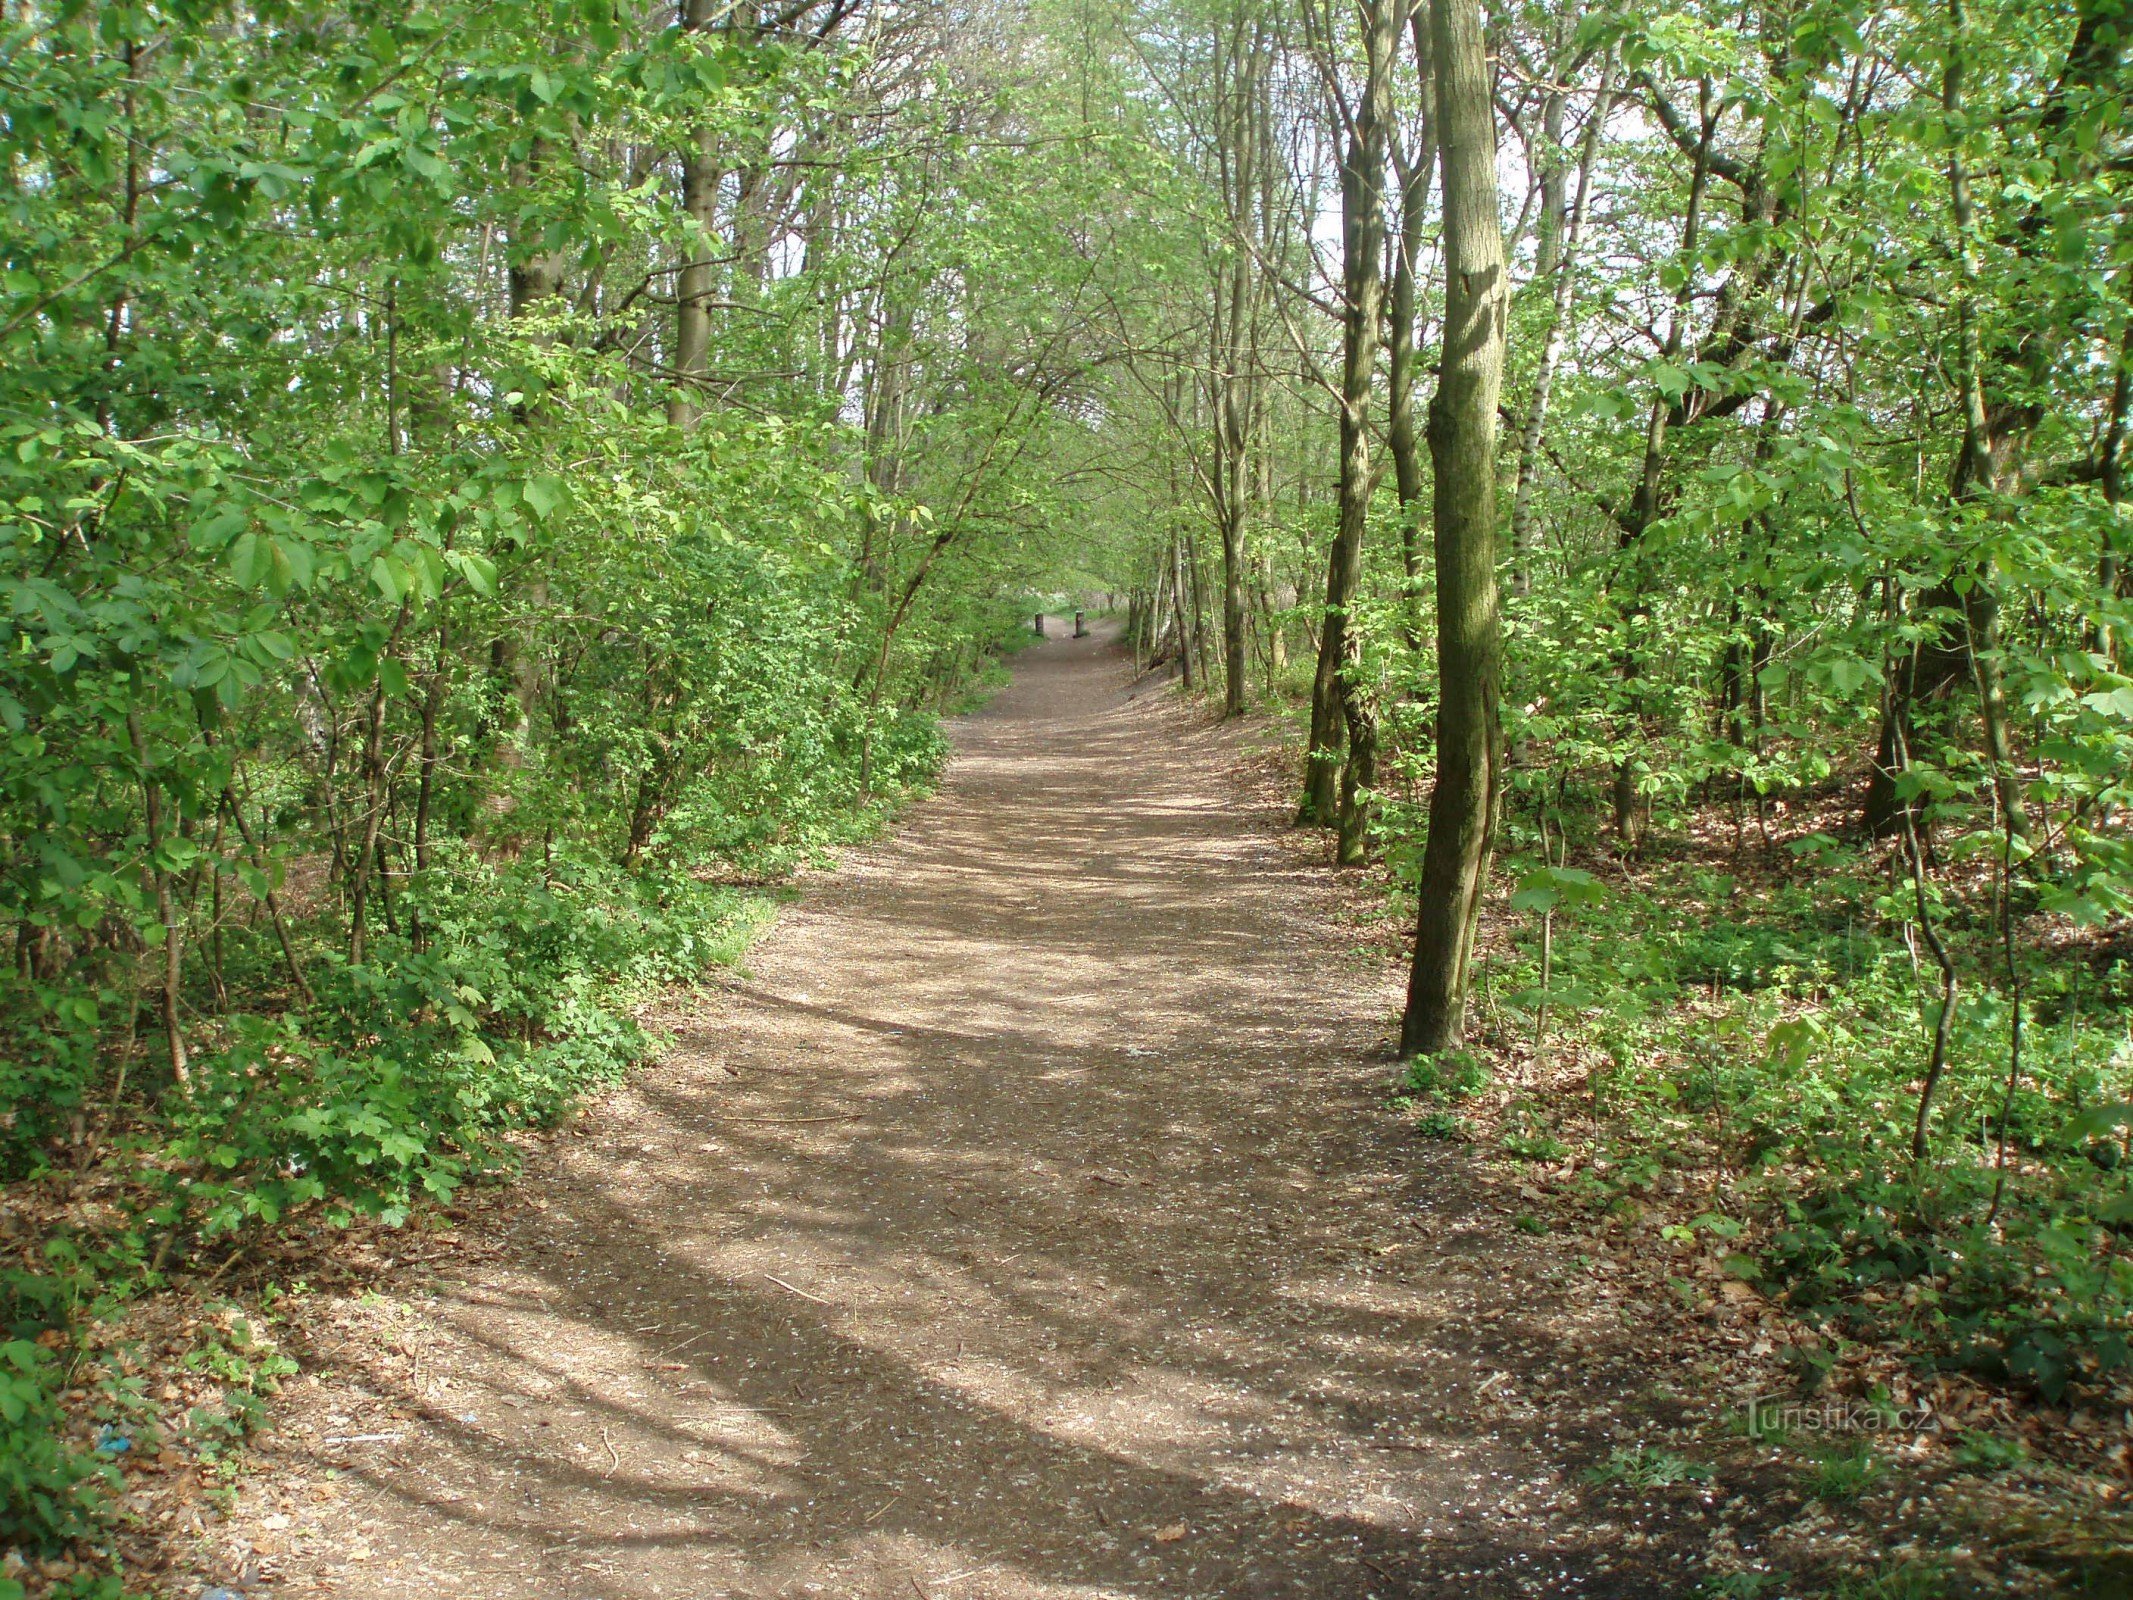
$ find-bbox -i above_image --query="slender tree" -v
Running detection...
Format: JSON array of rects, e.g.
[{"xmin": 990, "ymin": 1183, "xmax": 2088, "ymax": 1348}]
[{"xmin": 1402, "ymin": 0, "xmax": 1506, "ymax": 1056}]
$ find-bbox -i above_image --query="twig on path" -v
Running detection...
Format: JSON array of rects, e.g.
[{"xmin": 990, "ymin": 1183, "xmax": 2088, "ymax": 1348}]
[
  {"xmin": 763, "ymin": 1272, "xmax": 834, "ymax": 1306},
  {"xmin": 863, "ymin": 1493, "xmax": 900, "ymax": 1524},
  {"xmin": 910, "ymin": 1580, "xmax": 929, "ymax": 1600},
  {"xmin": 716, "ymin": 1113, "xmax": 866, "ymax": 1124}
]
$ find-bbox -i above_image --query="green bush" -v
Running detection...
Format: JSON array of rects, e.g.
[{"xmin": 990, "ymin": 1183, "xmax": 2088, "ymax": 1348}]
[
  {"xmin": 1481, "ymin": 854, "xmax": 2133, "ymax": 1398},
  {"xmin": 0, "ymin": 1336, "xmax": 116, "ymax": 1551}
]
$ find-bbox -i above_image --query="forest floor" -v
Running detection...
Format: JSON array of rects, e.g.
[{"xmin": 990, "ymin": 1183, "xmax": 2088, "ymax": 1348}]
[{"xmin": 177, "ymin": 626, "xmax": 1918, "ymax": 1599}]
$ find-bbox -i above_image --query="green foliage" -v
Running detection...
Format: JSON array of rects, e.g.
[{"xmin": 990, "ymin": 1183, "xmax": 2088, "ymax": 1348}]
[
  {"xmin": 0, "ymin": 1336, "xmax": 117, "ymax": 1551},
  {"xmin": 1413, "ymin": 1110, "xmax": 1470, "ymax": 1141},
  {"xmin": 1827, "ymin": 1562, "xmax": 1957, "ymax": 1600},
  {"xmin": 1486, "ymin": 851, "xmax": 2133, "ymax": 1397},
  {"xmin": 1803, "ymin": 1439, "xmax": 1885, "ymax": 1502},
  {"xmin": 1695, "ymin": 1574, "xmax": 1779, "ymax": 1600},
  {"xmin": 1584, "ymin": 1443, "xmax": 1715, "ymax": 1490},
  {"xmin": 1509, "ymin": 865, "xmax": 1606, "ymax": 918},
  {"xmin": 177, "ymin": 1310, "xmax": 296, "ymax": 1466},
  {"xmin": 0, "ymin": 0, "xmax": 1095, "ymax": 1565},
  {"xmin": 1949, "ymin": 1430, "xmax": 2027, "ymax": 1474},
  {"xmin": 1396, "ymin": 1050, "xmax": 1491, "ymax": 1102}
]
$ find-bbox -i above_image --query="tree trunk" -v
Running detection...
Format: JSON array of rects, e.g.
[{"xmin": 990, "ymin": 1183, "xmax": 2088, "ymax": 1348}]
[
  {"xmin": 2097, "ymin": 324, "xmax": 2130, "ymax": 663},
  {"xmin": 494, "ymin": 142, "xmax": 564, "ymax": 788},
  {"xmin": 1509, "ymin": 58, "xmax": 1612, "ymax": 590},
  {"xmin": 1861, "ymin": 0, "xmax": 2124, "ymax": 831},
  {"xmin": 1609, "ymin": 84, "xmax": 1713, "ymax": 848},
  {"xmin": 128, "ymin": 710, "xmax": 189, "ymax": 1087},
  {"xmin": 1311, "ymin": 0, "xmax": 1394, "ymax": 851},
  {"xmin": 1171, "ymin": 534, "xmax": 1196, "ymax": 691},
  {"xmin": 1941, "ymin": 0, "xmax": 2030, "ymax": 844},
  {"xmin": 1212, "ymin": 14, "xmax": 1260, "ymax": 718},
  {"xmin": 1402, "ymin": 0, "xmax": 1507, "ymax": 1057},
  {"xmin": 667, "ymin": 0, "xmax": 722, "ymax": 429},
  {"xmin": 1385, "ymin": 2, "xmax": 1437, "ymax": 654}
]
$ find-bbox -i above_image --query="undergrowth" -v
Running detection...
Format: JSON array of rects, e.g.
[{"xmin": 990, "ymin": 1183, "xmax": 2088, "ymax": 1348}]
[
  {"xmin": 0, "ymin": 759, "xmax": 940, "ymax": 1580},
  {"xmin": 1413, "ymin": 836, "xmax": 2133, "ymax": 1401}
]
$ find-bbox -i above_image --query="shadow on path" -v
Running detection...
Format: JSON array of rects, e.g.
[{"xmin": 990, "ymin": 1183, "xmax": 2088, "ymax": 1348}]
[{"xmin": 237, "ymin": 623, "xmax": 1701, "ymax": 1600}]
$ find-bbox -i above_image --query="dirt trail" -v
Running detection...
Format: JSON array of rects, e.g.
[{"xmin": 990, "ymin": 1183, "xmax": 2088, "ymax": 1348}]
[{"xmin": 224, "ymin": 627, "xmax": 1706, "ymax": 1599}]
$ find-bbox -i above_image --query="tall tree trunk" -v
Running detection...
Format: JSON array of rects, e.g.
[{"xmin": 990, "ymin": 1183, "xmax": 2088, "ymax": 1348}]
[
  {"xmin": 1509, "ymin": 57, "xmax": 1612, "ymax": 591},
  {"xmin": 128, "ymin": 710, "xmax": 189, "ymax": 1088},
  {"xmin": 1171, "ymin": 533, "xmax": 1196, "ymax": 691},
  {"xmin": 2098, "ymin": 321, "xmax": 2131, "ymax": 664},
  {"xmin": 495, "ymin": 142, "xmax": 565, "ymax": 788},
  {"xmin": 1609, "ymin": 83, "xmax": 1713, "ymax": 848},
  {"xmin": 1942, "ymin": 0, "xmax": 2030, "ymax": 844},
  {"xmin": 1402, "ymin": 0, "xmax": 1507, "ymax": 1057},
  {"xmin": 1211, "ymin": 13, "xmax": 1261, "ymax": 717},
  {"xmin": 1862, "ymin": 0, "xmax": 2124, "ymax": 832},
  {"xmin": 1385, "ymin": 3, "xmax": 1437, "ymax": 654},
  {"xmin": 1310, "ymin": 0, "xmax": 1395, "ymax": 852},
  {"xmin": 667, "ymin": 0, "xmax": 722, "ymax": 428}
]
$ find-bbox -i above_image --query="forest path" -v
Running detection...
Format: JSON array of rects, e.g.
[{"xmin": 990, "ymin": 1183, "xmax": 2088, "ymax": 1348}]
[{"xmin": 226, "ymin": 627, "xmax": 1694, "ymax": 1600}]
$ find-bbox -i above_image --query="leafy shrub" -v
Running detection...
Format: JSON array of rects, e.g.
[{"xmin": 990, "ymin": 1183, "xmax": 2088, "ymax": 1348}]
[
  {"xmin": 1479, "ymin": 853, "xmax": 2133, "ymax": 1397},
  {"xmin": 1585, "ymin": 1444, "xmax": 1714, "ymax": 1490},
  {"xmin": 1397, "ymin": 1050, "xmax": 1491, "ymax": 1102},
  {"xmin": 0, "ymin": 1335, "xmax": 116, "ymax": 1551}
]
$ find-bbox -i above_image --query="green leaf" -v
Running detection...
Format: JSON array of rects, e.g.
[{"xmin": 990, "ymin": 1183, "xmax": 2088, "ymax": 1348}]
[
  {"xmin": 1823, "ymin": 655, "xmax": 1876, "ymax": 695},
  {"xmin": 452, "ymin": 550, "xmax": 499, "ymax": 595},
  {"xmin": 523, "ymin": 475, "xmax": 566, "ymax": 520},
  {"xmin": 274, "ymin": 536, "xmax": 317, "ymax": 591},
  {"xmin": 2066, "ymin": 1103, "xmax": 2133, "ymax": 1141},
  {"xmin": 190, "ymin": 504, "xmax": 248, "ymax": 552},
  {"xmin": 1512, "ymin": 866, "xmax": 1605, "ymax": 917},
  {"xmin": 1648, "ymin": 362, "xmax": 1693, "ymax": 400},
  {"xmin": 229, "ymin": 532, "xmax": 274, "ymax": 589}
]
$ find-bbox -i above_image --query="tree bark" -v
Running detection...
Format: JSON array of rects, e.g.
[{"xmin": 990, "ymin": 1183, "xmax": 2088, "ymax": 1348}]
[
  {"xmin": 1942, "ymin": 0, "xmax": 2030, "ymax": 844},
  {"xmin": 1385, "ymin": 2, "xmax": 1436, "ymax": 654},
  {"xmin": 667, "ymin": 0, "xmax": 723, "ymax": 429},
  {"xmin": 1211, "ymin": 12, "xmax": 1261, "ymax": 718},
  {"xmin": 127, "ymin": 709, "xmax": 189, "ymax": 1087},
  {"xmin": 1298, "ymin": 2, "xmax": 1391, "ymax": 828},
  {"xmin": 1509, "ymin": 57, "xmax": 1612, "ymax": 591},
  {"xmin": 1402, "ymin": 0, "xmax": 1507, "ymax": 1057},
  {"xmin": 1319, "ymin": 0, "xmax": 1395, "ymax": 857}
]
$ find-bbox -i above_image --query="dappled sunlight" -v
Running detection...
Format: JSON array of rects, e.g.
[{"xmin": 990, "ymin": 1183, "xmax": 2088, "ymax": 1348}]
[{"xmin": 231, "ymin": 634, "xmax": 1657, "ymax": 1599}]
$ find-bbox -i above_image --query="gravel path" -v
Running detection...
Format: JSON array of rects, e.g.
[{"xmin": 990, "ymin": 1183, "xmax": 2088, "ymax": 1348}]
[{"xmin": 219, "ymin": 626, "xmax": 1706, "ymax": 1599}]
